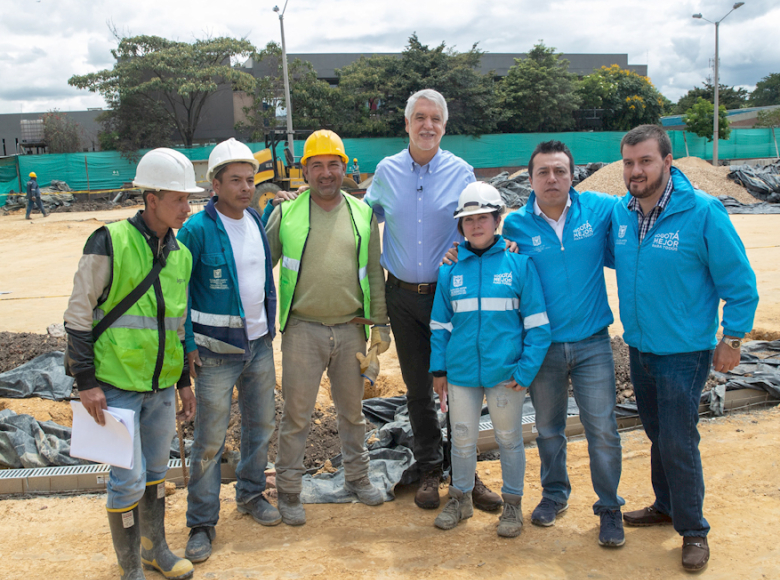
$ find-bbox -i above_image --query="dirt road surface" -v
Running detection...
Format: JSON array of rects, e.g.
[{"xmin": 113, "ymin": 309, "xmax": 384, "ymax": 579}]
[{"xmin": 1, "ymin": 207, "xmax": 779, "ymax": 579}]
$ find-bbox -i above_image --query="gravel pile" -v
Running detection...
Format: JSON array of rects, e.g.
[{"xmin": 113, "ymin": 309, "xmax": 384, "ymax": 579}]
[{"xmin": 575, "ymin": 157, "xmax": 761, "ymax": 204}]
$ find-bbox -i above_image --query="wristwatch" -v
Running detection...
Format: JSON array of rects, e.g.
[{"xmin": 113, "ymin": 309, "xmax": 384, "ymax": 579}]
[{"xmin": 722, "ymin": 336, "xmax": 742, "ymax": 349}]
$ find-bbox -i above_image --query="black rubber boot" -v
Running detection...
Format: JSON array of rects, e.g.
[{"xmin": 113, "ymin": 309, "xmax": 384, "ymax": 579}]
[
  {"xmin": 139, "ymin": 481, "xmax": 194, "ymax": 580},
  {"xmin": 106, "ymin": 505, "xmax": 146, "ymax": 580}
]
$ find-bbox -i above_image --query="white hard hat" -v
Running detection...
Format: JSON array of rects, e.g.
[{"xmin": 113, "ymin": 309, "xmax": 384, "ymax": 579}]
[
  {"xmin": 454, "ymin": 182, "xmax": 505, "ymax": 219},
  {"xmin": 207, "ymin": 138, "xmax": 260, "ymax": 181},
  {"xmin": 133, "ymin": 148, "xmax": 204, "ymax": 194}
]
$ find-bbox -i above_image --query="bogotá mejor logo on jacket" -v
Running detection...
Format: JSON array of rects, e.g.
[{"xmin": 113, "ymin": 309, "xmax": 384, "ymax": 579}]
[
  {"xmin": 573, "ymin": 220, "xmax": 594, "ymax": 240},
  {"xmin": 652, "ymin": 230, "xmax": 680, "ymax": 251},
  {"xmin": 493, "ymin": 272, "xmax": 512, "ymax": 286}
]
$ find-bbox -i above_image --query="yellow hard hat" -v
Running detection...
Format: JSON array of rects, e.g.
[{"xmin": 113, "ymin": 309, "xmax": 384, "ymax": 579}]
[
  {"xmin": 301, "ymin": 130, "xmax": 348, "ymax": 166},
  {"xmin": 29, "ymin": 172, "xmax": 37, "ymax": 178},
  {"xmin": 353, "ymin": 158, "xmax": 358, "ymax": 163}
]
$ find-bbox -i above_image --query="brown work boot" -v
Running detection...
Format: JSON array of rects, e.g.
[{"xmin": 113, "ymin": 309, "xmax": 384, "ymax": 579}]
[
  {"xmin": 623, "ymin": 505, "xmax": 673, "ymax": 527},
  {"xmin": 473, "ymin": 473, "xmax": 503, "ymax": 512},
  {"xmin": 682, "ymin": 536, "xmax": 709, "ymax": 572},
  {"xmin": 415, "ymin": 468, "xmax": 443, "ymax": 509}
]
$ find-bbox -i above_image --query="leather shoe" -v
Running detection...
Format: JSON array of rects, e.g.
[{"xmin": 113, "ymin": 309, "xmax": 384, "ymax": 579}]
[
  {"xmin": 415, "ymin": 468, "xmax": 442, "ymax": 509},
  {"xmin": 623, "ymin": 505, "xmax": 673, "ymax": 527},
  {"xmin": 682, "ymin": 536, "xmax": 709, "ymax": 572},
  {"xmin": 472, "ymin": 473, "xmax": 502, "ymax": 512}
]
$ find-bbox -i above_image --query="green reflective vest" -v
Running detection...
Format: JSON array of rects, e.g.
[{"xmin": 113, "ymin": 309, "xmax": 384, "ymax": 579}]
[
  {"xmin": 92, "ymin": 220, "xmax": 192, "ymax": 392},
  {"xmin": 278, "ymin": 190, "xmax": 372, "ymax": 339}
]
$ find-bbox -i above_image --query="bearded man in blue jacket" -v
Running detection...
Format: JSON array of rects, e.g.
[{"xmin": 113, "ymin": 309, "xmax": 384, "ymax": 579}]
[
  {"xmin": 502, "ymin": 141, "xmax": 625, "ymax": 548},
  {"xmin": 612, "ymin": 125, "xmax": 758, "ymax": 573}
]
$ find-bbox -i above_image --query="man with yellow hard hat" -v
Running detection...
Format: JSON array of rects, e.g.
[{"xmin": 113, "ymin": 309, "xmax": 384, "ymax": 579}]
[
  {"xmin": 25, "ymin": 171, "xmax": 48, "ymax": 219},
  {"xmin": 264, "ymin": 129, "xmax": 390, "ymax": 525}
]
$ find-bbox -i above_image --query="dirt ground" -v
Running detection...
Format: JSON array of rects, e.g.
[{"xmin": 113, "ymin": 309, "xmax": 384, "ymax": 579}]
[{"xmin": 1, "ymin": 206, "xmax": 780, "ymax": 578}]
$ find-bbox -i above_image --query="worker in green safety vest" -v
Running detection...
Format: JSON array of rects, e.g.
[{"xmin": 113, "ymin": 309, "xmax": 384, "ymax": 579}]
[
  {"xmin": 264, "ymin": 129, "xmax": 391, "ymax": 525},
  {"xmin": 64, "ymin": 147, "xmax": 202, "ymax": 580}
]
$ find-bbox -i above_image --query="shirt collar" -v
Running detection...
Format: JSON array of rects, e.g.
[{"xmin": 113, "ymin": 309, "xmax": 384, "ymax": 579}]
[
  {"xmin": 533, "ymin": 194, "xmax": 571, "ymax": 221},
  {"xmin": 627, "ymin": 174, "xmax": 674, "ymax": 213},
  {"xmin": 407, "ymin": 147, "xmax": 442, "ymax": 174}
]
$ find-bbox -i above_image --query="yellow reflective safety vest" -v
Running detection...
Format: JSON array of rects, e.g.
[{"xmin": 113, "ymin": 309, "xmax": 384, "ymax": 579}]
[
  {"xmin": 278, "ymin": 190, "xmax": 372, "ymax": 339},
  {"xmin": 92, "ymin": 220, "xmax": 192, "ymax": 392}
]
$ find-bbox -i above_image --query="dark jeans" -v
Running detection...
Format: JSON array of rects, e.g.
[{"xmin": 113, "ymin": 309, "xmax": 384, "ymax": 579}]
[
  {"xmin": 385, "ymin": 281, "xmax": 443, "ymax": 473},
  {"xmin": 629, "ymin": 347, "xmax": 713, "ymax": 537},
  {"xmin": 26, "ymin": 195, "xmax": 46, "ymax": 218}
]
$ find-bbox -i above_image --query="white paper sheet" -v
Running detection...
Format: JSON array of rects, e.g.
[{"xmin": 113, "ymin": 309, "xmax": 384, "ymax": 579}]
[{"xmin": 70, "ymin": 401, "xmax": 135, "ymax": 469}]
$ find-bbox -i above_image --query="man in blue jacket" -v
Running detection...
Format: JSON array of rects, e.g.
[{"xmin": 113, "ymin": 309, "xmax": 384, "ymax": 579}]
[
  {"xmin": 502, "ymin": 141, "xmax": 625, "ymax": 548},
  {"xmin": 612, "ymin": 125, "xmax": 758, "ymax": 572},
  {"xmin": 177, "ymin": 138, "xmax": 280, "ymax": 564}
]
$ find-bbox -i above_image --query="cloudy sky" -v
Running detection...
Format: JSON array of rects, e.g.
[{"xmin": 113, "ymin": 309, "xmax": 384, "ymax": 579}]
[{"xmin": 1, "ymin": 0, "xmax": 777, "ymax": 115}]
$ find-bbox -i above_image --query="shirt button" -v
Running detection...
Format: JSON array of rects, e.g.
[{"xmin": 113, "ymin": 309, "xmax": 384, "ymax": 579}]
[
  {"xmin": 418, "ymin": 241, "xmax": 422, "ymax": 244},
  {"xmin": 419, "ymin": 262, "xmax": 422, "ymax": 266},
  {"xmin": 418, "ymin": 219, "xmax": 421, "ymax": 223}
]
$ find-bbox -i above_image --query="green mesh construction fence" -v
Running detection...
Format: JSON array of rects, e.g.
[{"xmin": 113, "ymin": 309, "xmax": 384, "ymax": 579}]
[{"xmin": 2, "ymin": 129, "xmax": 777, "ymax": 208}]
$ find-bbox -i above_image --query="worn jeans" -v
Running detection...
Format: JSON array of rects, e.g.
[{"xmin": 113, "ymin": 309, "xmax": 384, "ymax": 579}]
[
  {"xmin": 449, "ymin": 382, "xmax": 527, "ymax": 496},
  {"xmin": 529, "ymin": 329, "xmax": 624, "ymax": 513},
  {"xmin": 276, "ymin": 319, "xmax": 370, "ymax": 494},
  {"xmin": 186, "ymin": 336, "xmax": 276, "ymax": 528},
  {"xmin": 25, "ymin": 194, "xmax": 46, "ymax": 218},
  {"xmin": 629, "ymin": 347, "xmax": 713, "ymax": 537},
  {"xmin": 103, "ymin": 386, "xmax": 176, "ymax": 509},
  {"xmin": 385, "ymin": 282, "xmax": 443, "ymax": 473}
]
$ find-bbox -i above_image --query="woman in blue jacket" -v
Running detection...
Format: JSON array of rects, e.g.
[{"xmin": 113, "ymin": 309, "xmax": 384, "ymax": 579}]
[{"xmin": 430, "ymin": 182, "xmax": 551, "ymax": 538}]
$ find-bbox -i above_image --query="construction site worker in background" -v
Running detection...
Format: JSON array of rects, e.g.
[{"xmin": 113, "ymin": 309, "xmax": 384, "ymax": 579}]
[
  {"xmin": 612, "ymin": 125, "xmax": 759, "ymax": 573},
  {"xmin": 365, "ymin": 89, "xmax": 502, "ymax": 512},
  {"xmin": 176, "ymin": 138, "xmax": 279, "ymax": 564},
  {"xmin": 429, "ymin": 182, "xmax": 551, "ymax": 538},
  {"xmin": 264, "ymin": 129, "xmax": 389, "ymax": 525},
  {"xmin": 25, "ymin": 171, "xmax": 48, "ymax": 219},
  {"xmin": 501, "ymin": 140, "xmax": 626, "ymax": 548},
  {"xmin": 63, "ymin": 148, "xmax": 200, "ymax": 580},
  {"xmin": 351, "ymin": 157, "xmax": 361, "ymax": 185}
]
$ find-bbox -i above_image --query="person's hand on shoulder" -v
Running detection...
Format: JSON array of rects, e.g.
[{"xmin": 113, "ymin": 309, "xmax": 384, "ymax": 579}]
[{"xmin": 441, "ymin": 241, "xmax": 459, "ymax": 266}]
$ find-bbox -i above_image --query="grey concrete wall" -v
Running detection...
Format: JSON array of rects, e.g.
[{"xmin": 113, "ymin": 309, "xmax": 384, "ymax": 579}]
[{"xmin": 0, "ymin": 110, "xmax": 102, "ymax": 155}]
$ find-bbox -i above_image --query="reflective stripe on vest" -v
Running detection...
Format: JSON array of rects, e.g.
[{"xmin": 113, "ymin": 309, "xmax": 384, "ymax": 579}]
[
  {"xmin": 278, "ymin": 190, "xmax": 373, "ymax": 339},
  {"xmin": 92, "ymin": 220, "xmax": 192, "ymax": 392}
]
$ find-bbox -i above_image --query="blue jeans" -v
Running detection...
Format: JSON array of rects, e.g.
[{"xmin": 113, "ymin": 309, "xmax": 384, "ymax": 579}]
[
  {"xmin": 448, "ymin": 382, "xmax": 527, "ymax": 497},
  {"xmin": 529, "ymin": 329, "xmax": 624, "ymax": 513},
  {"xmin": 186, "ymin": 336, "xmax": 276, "ymax": 528},
  {"xmin": 103, "ymin": 386, "xmax": 176, "ymax": 509},
  {"xmin": 26, "ymin": 195, "xmax": 46, "ymax": 218},
  {"xmin": 629, "ymin": 347, "xmax": 713, "ymax": 537}
]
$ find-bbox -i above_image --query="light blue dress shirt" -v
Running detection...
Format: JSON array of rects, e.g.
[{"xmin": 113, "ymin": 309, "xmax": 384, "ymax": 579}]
[{"xmin": 365, "ymin": 147, "xmax": 475, "ymax": 283}]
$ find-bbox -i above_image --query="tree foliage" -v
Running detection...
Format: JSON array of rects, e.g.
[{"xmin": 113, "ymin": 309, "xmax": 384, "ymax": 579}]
[
  {"xmin": 754, "ymin": 108, "xmax": 780, "ymax": 128},
  {"xmin": 749, "ymin": 73, "xmax": 780, "ymax": 107},
  {"xmin": 576, "ymin": 65, "xmax": 665, "ymax": 131},
  {"xmin": 683, "ymin": 97, "xmax": 730, "ymax": 141},
  {"xmin": 497, "ymin": 43, "xmax": 580, "ymax": 133},
  {"xmin": 69, "ymin": 35, "xmax": 256, "ymax": 147},
  {"xmin": 674, "ymin": 81, "xmax": 748, "ymax": 115},
  {"xmin": 96, "ymin": 94, "xmax": 174, "ymax": 160},
  {"xmin": 42, "ymin": 110, "xmax": 82, "ymax": 153}
]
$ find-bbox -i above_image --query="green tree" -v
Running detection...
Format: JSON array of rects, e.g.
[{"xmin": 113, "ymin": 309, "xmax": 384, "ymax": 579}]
[
  {"xmin": 674, "ymin": 81, "xmax": 748, "ymax": 114},
  {"xmin": 683, "ymin": 97, "xmax": 730, "ymax": 141},
  {"xmin": 576, "ymin": 65, "xmax": 665, "ymax": 131},
  {"xmin": 96, "ymin": 94, "xmax": 174, "ymax": 160},
  {"xmin": 42, "ymin": 110, "xmax": 82, "ymax": 153},
  {"xmin": 755, "ymin": 108, "xmax": 780, "ymax": 157},
  {"xmin": 497, "ymin": 43, "xmax": 580, "ymax": 133},
  {"xmin": 69, "ymin": 35, "xmax": 256, "ymax": 147},
  {"xmin": 749, "ymin": 73, "xmax": 780, "ymax": 106}
]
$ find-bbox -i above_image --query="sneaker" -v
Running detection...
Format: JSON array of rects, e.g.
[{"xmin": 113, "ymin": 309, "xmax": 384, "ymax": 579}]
[
  {"xmin": 185, "ymin": 526, "xmax": 215, "ymax": 563},
  {"xmin": 344, "ymin": 475, "xmax": 384, "ymax": 506},
  {"xmin": 682, "ymin": 536, "xmax": 709, "ymax": 572},
  {"xmin": 623, "ymin": 505, "xmax": 673, "ymax": 527},
  {"xmin": 473, "ymin": 473, "xmax": 503, "ymax": 512},
  {"xmin": 434, "ymin": 488, "xmax": 473, "ymax": 530},
  {"xmin": 278, "ymin": 493, "xmax": 306, "ymax": 526},
  {"xmin": 236, "ymin": 495, "xmax": 282, "ymax": 526},
  {"xmin": 496, "ymin": 493, "xmax": 523, "ymax": 538},
  {"xmin": 415, "ymin": 468, "xmax": 443, "ymax": 509},
  {"xmin": 598, "ymin": 509, "xmax": 625, "ymax": 547},
  {"xmin": 531, "ymin": 497, "xmax": 568, "ymax": 527}
]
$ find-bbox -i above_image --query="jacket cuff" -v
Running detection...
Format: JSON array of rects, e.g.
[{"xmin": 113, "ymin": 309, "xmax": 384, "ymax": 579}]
[
  {"xmin": 75, "ymin": 368, "xmax": 99, "ymax": 392},
  {"xmin": 722, "ymin": 329, "xmax": 746, "ymax": 339},
  {"xmin": 176, "ymin": 374, "xmax": 192, "ymax": 389},
  {"xmin": 431, "ymin": 370, "xmax": 447, "ymax": 378}
]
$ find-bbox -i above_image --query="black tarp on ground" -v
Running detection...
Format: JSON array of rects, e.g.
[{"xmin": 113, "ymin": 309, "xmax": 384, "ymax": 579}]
[
  {"xmin": 728, "ymin": 162, "xmax": 780, "ymax": 203},
  {"xmin": 717, "ymin": 196, "xmax": 780, "ymax": 214},
  {"xmin": 0, "ymin": 351, "xmax": 73, "ymax": 400}
]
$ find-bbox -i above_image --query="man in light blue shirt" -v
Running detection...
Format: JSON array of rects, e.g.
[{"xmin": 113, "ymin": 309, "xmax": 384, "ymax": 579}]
[{"xmin": 365, "ymin": 89, "xmax": 500, "ymax": 512}]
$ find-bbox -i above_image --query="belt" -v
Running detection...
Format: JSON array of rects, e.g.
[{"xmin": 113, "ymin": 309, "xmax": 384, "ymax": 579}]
[{"xmin": 387, "ymin": 273, "xmax": 437, "ymax": 295}]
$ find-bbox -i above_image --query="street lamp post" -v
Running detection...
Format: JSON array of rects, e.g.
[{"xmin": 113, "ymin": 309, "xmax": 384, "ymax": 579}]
[
  {"xmin": 273, "ymin": 1, "xmax": 295, "ymax": 155},
  {"xmin": 693, "ymin": 2, "xmax": 744, "ymax": 167}
]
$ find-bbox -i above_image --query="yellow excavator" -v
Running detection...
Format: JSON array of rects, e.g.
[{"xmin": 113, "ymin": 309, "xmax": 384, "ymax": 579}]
[{"xmin": 251, "ymin": 129, "xmax": 362, "ymax": 211}]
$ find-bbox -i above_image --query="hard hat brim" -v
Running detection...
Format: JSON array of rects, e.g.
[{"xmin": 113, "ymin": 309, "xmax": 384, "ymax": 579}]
[
  {"xmin": 454, "ymin": 205, "xmax": 506, "ymax": 219},
  {"xmin": 133, "ymin": 181, "xmax": 205, "ymax": 194},
  {"xmin": 207, "ymin": 158, "xmax": 260, "ymax": 182}
]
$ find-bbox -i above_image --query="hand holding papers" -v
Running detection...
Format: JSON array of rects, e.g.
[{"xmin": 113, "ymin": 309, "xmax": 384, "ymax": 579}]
[{"xmin": 70, "ymin": 401, "xmax": 135, "ymax": 469}]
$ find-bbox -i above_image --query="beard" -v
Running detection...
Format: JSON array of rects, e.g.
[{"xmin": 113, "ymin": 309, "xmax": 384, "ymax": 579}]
[{"xmin": 628, "ymin": 172, "xmax": 665, "ymax": 200}]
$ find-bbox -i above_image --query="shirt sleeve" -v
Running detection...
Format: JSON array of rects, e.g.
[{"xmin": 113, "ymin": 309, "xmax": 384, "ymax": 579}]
[
  {"xmin": 364, "ymin": 165, "xmax": 386, "ymax": 223},
  {"xmin": 512, "ymin": 257, "xmax": 551, "ymax": 387},
  {"xmin": 176, "ymin": 225, "xmax": 200, "ymax": 354},
  {"xmin": 367, "ymin": 215, "xmax": 389, "ymax": 325},
  {"xmin": 428, "ymin": 266, "xmax": 454, "ymax": 374}
]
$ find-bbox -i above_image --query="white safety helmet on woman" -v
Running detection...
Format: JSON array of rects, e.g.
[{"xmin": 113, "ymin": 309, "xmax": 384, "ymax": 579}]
[
  {"xmin": 207, "ymin": 138, "xmax": 260, "ymax": 181},
  {"xmin": 453, "ymin": 181, "xmax": 505, "ymax": 219}
]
